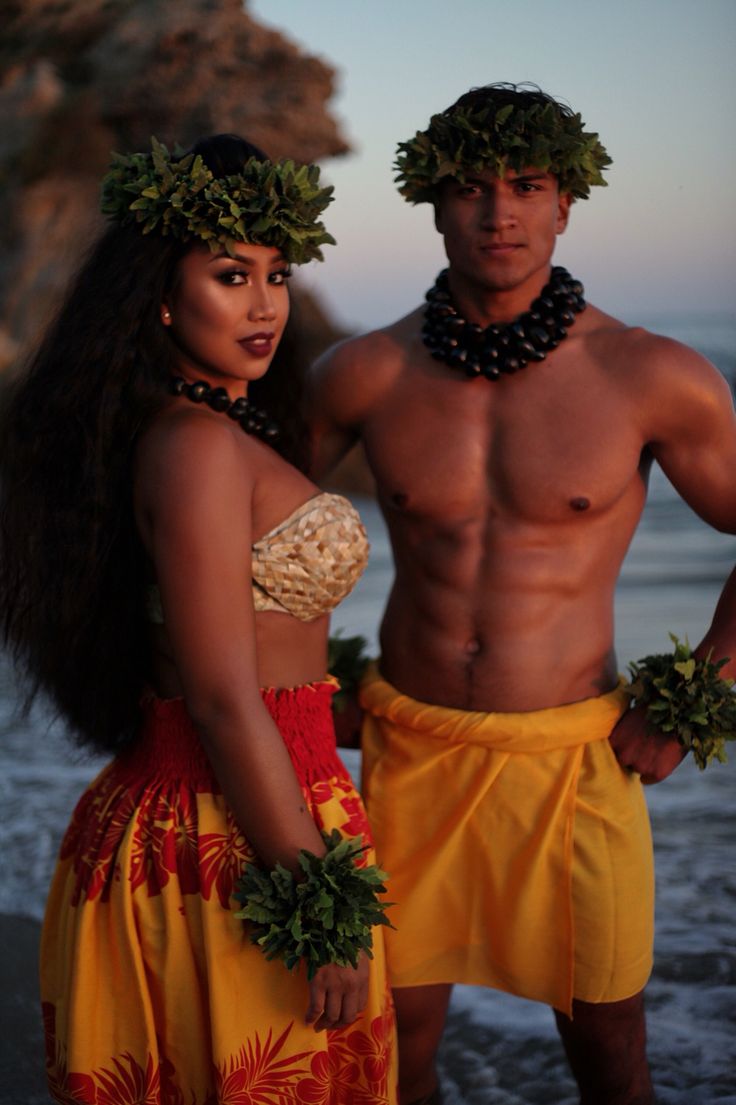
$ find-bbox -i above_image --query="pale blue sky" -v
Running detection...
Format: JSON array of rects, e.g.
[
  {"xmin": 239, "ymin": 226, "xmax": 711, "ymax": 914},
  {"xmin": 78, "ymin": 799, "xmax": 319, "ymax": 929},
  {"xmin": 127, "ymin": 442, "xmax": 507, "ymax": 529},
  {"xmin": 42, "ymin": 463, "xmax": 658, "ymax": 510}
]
[{"xmin": 250, "ymin": 0, "xmax": 735, "ymax": 333}]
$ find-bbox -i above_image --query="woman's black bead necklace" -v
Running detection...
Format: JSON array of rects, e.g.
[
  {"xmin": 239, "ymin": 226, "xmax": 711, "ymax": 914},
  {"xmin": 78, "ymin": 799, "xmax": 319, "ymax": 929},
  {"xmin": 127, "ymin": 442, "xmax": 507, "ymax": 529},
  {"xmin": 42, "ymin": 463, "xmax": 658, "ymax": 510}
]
[
  {"xmin": 169, "ymin": 377, "xmax": 279, "ymax": 441},
  {"xmin": 422, "ymin": 266, "xmax": 586, "ymax": 381}
]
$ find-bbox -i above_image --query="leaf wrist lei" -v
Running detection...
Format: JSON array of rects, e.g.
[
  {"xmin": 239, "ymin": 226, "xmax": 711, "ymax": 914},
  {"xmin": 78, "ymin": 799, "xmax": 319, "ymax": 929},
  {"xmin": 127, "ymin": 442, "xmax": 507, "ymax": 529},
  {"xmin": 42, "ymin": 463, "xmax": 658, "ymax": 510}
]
[
  {"xmin": 234, "ymin": 830, "xmax": 393, "ymax": 979},
  {"xmin": 624, "ymin": 634, "xmax": 736, "ymax": 769},
  {"xmin": 101, "ymin": 137, "xmax": 335, "ymax": 264},
  {"xmin": 395, "ymin": 100, "xmax": 611, "ymax": 204}
]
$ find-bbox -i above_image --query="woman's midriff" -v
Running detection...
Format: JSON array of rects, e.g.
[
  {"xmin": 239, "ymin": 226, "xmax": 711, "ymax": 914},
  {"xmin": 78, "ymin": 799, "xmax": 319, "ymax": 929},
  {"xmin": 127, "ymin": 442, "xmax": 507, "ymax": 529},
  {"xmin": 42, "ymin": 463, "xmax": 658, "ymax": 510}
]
[{"xmin": 149, "ymin": 613, "xmax": 330, "ymax": 700}]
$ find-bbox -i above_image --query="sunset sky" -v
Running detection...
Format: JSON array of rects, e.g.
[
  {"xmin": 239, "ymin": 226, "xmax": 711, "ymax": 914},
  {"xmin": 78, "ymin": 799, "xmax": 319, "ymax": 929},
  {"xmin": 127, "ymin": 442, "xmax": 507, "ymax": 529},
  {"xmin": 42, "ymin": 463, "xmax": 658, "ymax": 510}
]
[{"xmin": 250, "ymin": 0, "xmax": 735, "ymax": 335}]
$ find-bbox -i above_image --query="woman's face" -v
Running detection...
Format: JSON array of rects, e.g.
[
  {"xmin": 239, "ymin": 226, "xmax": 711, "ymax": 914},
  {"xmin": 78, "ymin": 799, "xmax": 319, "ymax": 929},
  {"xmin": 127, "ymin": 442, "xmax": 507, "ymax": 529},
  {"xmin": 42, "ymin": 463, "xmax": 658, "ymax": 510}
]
[{"xmin": 161, "ymin": 241, "xmax": 291, "ymax": 396}]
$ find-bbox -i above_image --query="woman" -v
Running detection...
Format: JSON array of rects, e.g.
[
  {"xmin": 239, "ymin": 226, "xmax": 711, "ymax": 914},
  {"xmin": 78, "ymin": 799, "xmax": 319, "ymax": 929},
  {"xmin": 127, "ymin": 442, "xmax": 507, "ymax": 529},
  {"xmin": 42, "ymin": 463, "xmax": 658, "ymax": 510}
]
[{"xmin": 0, "ymin": 134, "xmax": 396, "ymax": 1104}]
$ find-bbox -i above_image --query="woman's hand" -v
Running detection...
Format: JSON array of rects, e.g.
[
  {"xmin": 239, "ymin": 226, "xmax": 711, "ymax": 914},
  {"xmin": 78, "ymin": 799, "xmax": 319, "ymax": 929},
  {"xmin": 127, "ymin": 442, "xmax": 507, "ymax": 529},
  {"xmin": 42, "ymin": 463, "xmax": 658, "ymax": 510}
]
[{"xmin": 305, "ymin": 953, "xmax": 370, "ymax": 1031}]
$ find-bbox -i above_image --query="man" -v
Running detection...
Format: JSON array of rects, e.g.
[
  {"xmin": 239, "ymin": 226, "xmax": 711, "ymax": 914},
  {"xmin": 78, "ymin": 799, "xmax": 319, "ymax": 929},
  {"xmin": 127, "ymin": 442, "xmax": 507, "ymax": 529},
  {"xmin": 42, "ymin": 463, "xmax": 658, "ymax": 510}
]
[{"xmin": 309, "ymin": 84, "xmax": 736, "ymax": 1105}]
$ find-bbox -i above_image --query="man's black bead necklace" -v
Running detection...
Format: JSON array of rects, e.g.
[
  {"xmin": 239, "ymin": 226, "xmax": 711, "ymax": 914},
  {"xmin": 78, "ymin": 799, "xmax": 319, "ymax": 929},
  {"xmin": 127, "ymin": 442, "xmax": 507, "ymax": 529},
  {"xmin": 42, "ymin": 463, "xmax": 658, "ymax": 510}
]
[
  {"xmin": 422, "ymin": 266, "xmax": 586, "ymax": 381},
  {"xmin": 169, "ymin": 376, "xmax": 279, "ymax": 441}
]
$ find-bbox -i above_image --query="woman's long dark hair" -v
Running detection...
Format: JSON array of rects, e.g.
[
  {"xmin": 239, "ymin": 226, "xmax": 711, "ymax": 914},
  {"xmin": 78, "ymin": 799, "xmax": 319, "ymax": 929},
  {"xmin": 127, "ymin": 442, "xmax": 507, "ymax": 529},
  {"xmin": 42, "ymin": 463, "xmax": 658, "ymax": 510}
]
[{"xmin": 0, "ymin": 135, "xmax": 309, "ymax": 755}]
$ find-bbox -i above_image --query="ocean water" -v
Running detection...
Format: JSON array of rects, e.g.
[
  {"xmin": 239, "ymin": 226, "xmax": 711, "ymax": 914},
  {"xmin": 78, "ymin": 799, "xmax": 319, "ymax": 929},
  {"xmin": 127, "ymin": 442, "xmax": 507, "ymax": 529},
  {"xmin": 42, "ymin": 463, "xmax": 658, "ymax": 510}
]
[{"xmin": 1, "ymin": 312, "xmax": 735, "ymax": 1103}]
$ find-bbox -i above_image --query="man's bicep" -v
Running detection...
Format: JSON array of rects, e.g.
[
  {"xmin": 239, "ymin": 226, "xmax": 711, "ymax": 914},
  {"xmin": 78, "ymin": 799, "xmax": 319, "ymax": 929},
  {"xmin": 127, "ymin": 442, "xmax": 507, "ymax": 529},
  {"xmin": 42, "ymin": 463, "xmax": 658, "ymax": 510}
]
[
  {"xmin": 306, "ymin": 347, "xmax": 362, "ymax": 478},
  {"xmin": 309, "ymin": 412, "xmax": 359, "ymax": 480},
  {"xmin": 650, "ymin": 360, "xmax": 736, "ymax": 532}
]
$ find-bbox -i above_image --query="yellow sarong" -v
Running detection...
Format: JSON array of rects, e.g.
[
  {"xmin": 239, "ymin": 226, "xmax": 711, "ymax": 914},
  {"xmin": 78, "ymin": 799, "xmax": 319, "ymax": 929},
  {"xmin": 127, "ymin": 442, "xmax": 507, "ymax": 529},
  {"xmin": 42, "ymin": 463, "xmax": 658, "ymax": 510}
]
[{"xmin": 360, "ymin": 664, "xmax": 654, "ymax": 1016}]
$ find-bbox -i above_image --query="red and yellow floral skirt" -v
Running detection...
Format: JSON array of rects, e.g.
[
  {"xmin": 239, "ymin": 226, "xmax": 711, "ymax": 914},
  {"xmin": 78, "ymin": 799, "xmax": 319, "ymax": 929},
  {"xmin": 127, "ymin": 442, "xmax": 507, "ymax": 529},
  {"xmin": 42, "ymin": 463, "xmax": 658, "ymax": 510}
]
[{"xmin": 41, "ymin": 681, "xmax": 397, "ymax": 1104}]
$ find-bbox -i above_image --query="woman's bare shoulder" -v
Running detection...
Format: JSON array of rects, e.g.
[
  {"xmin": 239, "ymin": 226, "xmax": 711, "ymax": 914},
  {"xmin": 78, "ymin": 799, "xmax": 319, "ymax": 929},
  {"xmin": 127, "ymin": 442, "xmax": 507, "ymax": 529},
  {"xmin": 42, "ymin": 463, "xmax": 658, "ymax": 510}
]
[{"xmin": 135, "ymin": 406, "xmax": 259, "ymax": 519}]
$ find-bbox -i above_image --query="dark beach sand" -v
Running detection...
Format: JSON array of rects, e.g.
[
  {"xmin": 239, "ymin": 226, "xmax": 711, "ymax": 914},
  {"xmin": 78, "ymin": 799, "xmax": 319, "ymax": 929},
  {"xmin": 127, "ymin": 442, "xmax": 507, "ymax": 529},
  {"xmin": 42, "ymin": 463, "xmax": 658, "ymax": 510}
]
[{"xmin": 1, "ymin": 915, "xmax": 48, "ymax": 1104}]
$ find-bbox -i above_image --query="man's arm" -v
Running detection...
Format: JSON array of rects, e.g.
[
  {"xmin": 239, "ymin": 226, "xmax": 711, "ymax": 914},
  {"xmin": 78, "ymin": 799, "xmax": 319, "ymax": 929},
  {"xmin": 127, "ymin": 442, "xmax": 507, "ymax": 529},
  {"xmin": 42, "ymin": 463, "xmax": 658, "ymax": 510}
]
[
  {"xmin": 306, "ymin": 328, "xmax": 401, "ymax": 745},
  {"xmin": 610, "ymin": 338, "xmax": 736, "ymax": 782},
  {"xmin": 307, "ymin": 324, "xmax": 406, "ymax": 480},
  {"xmin": 307, "ymin": 339, "xmax": 362, "ymax": 480},
  {"xmin": 698, "ymin": 566, "xmax": 736, "ymax": 680}
]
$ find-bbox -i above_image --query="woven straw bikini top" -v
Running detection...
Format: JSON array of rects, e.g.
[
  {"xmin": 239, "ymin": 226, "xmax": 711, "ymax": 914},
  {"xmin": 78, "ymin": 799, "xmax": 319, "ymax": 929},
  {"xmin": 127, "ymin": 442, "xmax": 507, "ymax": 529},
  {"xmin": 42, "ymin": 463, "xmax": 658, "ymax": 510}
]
[{"xmin": 147, "ymin": 491, "xmax": 369, "ymax": 625}]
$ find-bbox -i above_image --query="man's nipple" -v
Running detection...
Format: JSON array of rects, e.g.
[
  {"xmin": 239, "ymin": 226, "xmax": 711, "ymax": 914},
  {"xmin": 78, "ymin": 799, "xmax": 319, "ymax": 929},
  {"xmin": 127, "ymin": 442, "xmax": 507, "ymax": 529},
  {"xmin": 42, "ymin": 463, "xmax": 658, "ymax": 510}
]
[{"xmin": 570, "ymin": 496, "xmax": 591, "ymax": 512}]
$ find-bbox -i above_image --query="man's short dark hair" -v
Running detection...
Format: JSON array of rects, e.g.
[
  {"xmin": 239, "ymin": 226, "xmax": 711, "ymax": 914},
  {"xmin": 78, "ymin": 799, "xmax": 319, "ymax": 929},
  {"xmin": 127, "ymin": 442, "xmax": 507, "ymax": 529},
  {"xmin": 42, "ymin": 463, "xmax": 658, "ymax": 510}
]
[{"xmin": 449, "ymin": 82, "xmax": 576, "ymax": 122}]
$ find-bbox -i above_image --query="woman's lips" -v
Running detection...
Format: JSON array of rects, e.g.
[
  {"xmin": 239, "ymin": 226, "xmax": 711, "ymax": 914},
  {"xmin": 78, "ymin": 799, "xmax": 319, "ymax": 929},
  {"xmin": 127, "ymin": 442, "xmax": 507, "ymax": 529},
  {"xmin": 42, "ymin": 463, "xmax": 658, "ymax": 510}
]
[{"xmin": 238, "ymin": 332, "xmax": 275, "ymax": 357}]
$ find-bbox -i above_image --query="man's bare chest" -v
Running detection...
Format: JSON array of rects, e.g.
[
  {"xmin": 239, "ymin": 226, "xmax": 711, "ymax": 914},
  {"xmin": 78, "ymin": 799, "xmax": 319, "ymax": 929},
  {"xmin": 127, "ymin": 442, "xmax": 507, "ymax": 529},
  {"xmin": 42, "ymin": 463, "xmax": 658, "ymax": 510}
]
[{"xmin": 362, "ymin": 373, "xmax": 647, "ymax": 524}]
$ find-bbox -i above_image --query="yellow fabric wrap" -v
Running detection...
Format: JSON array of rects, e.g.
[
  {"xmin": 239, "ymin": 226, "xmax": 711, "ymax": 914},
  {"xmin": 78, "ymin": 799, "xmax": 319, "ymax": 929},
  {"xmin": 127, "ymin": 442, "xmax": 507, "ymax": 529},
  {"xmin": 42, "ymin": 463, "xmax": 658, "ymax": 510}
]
[{"xmin": 360, "ymin": 664, "xmax": 654, "ymax": 1015}]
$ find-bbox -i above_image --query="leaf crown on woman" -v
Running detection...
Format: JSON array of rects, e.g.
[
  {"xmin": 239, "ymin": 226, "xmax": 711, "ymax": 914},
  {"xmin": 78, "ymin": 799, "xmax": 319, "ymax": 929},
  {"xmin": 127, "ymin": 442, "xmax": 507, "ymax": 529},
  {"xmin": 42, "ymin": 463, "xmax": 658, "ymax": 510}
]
[{"xmin": 0, "ymin": 133, "xmax": 334, "ymax": 755}]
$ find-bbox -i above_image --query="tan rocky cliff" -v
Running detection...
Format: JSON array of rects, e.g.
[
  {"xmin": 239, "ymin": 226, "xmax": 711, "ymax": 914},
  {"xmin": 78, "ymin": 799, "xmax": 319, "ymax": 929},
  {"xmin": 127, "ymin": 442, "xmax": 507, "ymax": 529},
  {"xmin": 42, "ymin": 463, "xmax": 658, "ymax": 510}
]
[{"xmin": 0, "ymin": 0, "xmax": 350, "ymax": 371}]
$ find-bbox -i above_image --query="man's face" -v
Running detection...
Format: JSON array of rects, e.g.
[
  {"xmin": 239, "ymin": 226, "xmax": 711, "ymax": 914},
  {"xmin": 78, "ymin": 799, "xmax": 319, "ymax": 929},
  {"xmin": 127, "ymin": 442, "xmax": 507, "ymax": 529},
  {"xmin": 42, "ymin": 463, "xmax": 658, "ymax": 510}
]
[{"xmin": 434, "ymin": 166, "xmax": 571, "ymax": 299}]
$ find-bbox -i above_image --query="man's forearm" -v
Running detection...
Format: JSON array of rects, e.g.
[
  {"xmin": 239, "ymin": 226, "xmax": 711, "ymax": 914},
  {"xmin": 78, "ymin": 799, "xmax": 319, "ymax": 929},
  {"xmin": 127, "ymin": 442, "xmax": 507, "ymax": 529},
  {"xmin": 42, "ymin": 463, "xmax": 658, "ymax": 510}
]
[{"xmin": 696, "ymin": 564, "xmax": 736, "ymax": 678}]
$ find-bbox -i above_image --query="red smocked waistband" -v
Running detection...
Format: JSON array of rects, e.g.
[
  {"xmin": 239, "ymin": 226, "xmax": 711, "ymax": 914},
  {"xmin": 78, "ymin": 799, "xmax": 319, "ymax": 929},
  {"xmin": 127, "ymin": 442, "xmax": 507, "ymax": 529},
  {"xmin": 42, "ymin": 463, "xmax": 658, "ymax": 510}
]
[{"xmin": 116, "ymin": 680, "xmax": 347, "ymax": 790}]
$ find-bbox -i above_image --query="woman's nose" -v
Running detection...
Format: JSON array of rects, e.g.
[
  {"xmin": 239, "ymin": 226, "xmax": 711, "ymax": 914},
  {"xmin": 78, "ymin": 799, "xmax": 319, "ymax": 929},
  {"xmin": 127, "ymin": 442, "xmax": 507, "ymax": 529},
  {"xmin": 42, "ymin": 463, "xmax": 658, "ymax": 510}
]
[{"xmin": 248, "ymin": 291, "xmax": 277, "ymax": 322}]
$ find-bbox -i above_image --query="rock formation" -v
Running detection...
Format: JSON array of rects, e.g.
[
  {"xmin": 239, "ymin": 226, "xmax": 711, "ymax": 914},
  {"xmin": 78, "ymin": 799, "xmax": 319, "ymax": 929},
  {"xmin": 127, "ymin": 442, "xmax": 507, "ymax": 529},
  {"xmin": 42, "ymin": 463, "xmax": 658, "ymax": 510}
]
[{"xmin": 0, "ymin": 0, "xmax": 350, "ymax": 370}]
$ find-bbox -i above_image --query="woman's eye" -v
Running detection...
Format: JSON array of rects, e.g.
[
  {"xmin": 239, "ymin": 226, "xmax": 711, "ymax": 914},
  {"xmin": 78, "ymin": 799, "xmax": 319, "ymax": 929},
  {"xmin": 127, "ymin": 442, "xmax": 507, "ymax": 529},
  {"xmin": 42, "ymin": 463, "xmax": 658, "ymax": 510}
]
[
  {"xmin": 270, "ymin": 269, "xmax": 292, "ymax": 285},
  {"xmin": 217, "ymin": 269, "xmax": 247, "ymax": 285}
]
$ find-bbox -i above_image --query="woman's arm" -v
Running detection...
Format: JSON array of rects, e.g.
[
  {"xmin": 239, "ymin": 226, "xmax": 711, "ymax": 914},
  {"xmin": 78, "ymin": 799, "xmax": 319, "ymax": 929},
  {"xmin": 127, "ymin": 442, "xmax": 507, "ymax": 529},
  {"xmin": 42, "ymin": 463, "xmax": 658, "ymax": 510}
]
[{"xmin": 135, "ymin": 411, "xmax": 367, "ymax": 1026}]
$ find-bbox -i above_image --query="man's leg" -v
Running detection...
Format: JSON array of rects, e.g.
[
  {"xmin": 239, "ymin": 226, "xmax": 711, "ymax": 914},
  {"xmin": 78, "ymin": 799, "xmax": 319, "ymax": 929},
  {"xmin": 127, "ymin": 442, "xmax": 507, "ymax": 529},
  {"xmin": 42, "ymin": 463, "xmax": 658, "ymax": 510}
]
[
  {"xmin": 393, "ymin": 983, "xmax": 452, "ymax": 1105},
  {"xmin": 554, "ymin": 991, "xmax": 654, "ymax": 1105}
]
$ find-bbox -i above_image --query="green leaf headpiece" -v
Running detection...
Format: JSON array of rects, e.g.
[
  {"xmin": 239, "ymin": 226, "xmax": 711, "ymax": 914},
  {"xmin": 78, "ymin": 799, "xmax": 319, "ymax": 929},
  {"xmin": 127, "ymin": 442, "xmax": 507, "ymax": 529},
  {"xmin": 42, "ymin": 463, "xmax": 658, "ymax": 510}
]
[
  {"xmin": 395, "ymin": 97, "xmax": 611, "ymax": 204},
  {"xmin": 101, "ymin": 137, "xmax": 335, "ymax": 264}
]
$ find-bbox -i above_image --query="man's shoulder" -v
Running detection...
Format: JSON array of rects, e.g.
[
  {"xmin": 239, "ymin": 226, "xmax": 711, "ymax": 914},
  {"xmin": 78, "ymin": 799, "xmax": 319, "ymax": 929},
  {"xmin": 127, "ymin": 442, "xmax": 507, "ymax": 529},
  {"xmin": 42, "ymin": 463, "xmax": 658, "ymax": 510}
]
[
  {"xmin": 583, "ymin": 304, "xmax": 721, "ymax": 389},
  {"xmin": 309, "ymin": 308, "xmax": 425, "ymax": 427},
  {"xmin": 314, "ymin": 306, "xmax": 424, "ymax": 380}
]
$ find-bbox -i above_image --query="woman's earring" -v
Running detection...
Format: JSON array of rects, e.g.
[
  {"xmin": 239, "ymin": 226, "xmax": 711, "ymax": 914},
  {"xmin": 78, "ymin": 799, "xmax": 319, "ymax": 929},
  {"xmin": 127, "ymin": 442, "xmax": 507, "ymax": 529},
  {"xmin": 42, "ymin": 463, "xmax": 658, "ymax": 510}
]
[{"xmin": 162, "ymin": 310, "xmax": 171, "ymax": 323}]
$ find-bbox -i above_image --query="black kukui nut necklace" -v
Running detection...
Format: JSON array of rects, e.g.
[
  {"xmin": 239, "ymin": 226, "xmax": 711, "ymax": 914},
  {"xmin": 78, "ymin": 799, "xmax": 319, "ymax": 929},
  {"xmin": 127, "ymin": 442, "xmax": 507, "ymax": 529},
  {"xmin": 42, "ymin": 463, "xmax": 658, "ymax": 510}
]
[
  {"xmin": 422, "ymin": 265, "xmax": 586, "ymax": 381},
  {"xmin": 169, "ymin": 376, "xmax": 279, "ymax": 441}
]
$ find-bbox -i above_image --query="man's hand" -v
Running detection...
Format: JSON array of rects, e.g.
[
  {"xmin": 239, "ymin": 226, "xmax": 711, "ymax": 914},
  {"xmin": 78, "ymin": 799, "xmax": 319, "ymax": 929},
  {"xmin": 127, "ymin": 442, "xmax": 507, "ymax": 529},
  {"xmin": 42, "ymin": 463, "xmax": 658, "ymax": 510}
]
[
  {"xmin": 609, "ymin": 705, "xmax": 687, "ymax": 784},
  {"xmin": 305, "ymin": 954, "xmax": 370, "ymax": 1031},
  {"xmin": 332, "ymin": 690, "xmax": 364, "ymax": 749}
]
